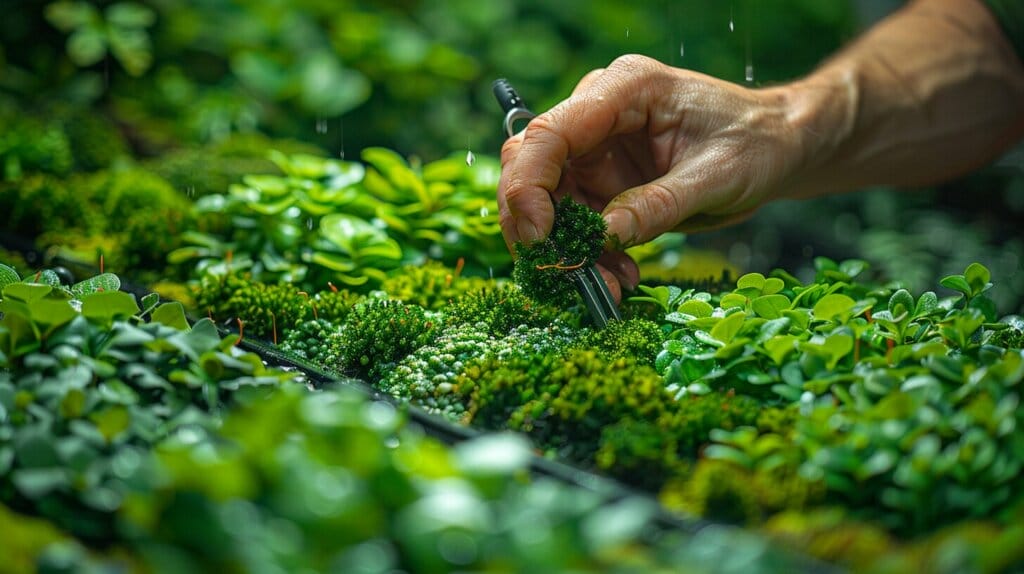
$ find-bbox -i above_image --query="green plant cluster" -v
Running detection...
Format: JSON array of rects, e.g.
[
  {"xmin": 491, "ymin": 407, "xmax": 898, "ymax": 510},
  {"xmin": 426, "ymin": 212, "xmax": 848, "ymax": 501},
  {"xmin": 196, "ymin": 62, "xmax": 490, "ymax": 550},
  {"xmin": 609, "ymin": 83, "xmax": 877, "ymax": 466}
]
[
  {"xmin": 0, "ymin": 264, "xmax": 294, "ymax": 542},
  {"xmin": 380, "ymin": 260, "xmax": 492, "ymax": 310},
  {"xmin": 513, "ymin": 197, "xmax": 608, "ymax": 307},
  {"xmin": 335, "ymin": 298, "xmax": 440, "ymax": 381},
  {"xmin": 174, "ymin": 149, "xmax": 508, "ymax": 292},
  {"xmin": 111, "ymin": 385, "xmax": 801, "ymax": 574},
  {"xmin": 193, "ymin": 256, "xmax": 1024, "ymax": 571},
  {"xmin": 278, "ymin": 318, "xmax": 344, "ymax": 368}
]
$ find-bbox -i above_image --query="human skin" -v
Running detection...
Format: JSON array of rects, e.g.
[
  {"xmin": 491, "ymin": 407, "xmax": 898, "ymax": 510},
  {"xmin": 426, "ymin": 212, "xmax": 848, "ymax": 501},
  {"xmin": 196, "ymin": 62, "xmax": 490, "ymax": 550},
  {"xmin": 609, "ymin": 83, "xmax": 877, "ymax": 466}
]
[{"xmin": 497, "ymin": 0, "xmax": 1024, "ymax": 303}]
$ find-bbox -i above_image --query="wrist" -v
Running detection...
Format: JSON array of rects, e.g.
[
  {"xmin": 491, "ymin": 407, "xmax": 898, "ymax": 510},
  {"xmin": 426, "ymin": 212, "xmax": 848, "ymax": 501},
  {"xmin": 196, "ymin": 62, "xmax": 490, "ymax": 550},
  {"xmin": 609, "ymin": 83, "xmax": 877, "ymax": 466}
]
[{"xmin": 774, "ymin": 65, "xmax": 860, "ymax": 200}]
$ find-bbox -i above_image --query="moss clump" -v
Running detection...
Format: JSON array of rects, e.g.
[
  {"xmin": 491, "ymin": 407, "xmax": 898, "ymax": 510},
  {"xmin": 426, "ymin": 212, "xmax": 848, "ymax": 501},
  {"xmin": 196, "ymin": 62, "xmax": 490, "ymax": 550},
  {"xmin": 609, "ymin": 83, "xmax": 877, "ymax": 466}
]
[
  {"xmin": 445, "ymin": 284, "xmax": 560, "ymax": 336},
  {"xmin": 578, "ymin": 317, "xmax": 665, "ymax": 366},
  {"xmin": 512, "ymin": 197, "xmax": 606, "ymax": 307},
  {"xmin": 0, "ymin": 175, "xmax": 99, "ymax": 237},
  {"xmin": 313, "ymin": 288, "xmax": 364, "ymax": 323},
  {"xmin": 280, "ymin": 318, "xmax": 345, "ymax": 368},
  {"xmin": 194, "ymin": 272, "xmax": 312, "ymax": 341},
  {"xmin": 336, "ymin": 299, "xmax": 439, "ymax": 381},
  {"xmin": 0, "ymin": 111, "xmax": 73, "ymax": 180},
  {"xmin": 664, "ymin": 460, "xmax": 763, "ymax": 526},
  {"xmin": 380, "ymin": 261, "xmax": 492, "ymax": 310}
]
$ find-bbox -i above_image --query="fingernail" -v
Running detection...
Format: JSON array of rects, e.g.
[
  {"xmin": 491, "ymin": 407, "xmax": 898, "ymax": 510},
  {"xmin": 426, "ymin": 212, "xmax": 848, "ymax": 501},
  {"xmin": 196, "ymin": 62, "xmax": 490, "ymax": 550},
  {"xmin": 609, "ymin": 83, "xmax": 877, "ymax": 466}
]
[
  {"xmin": 603, "ymin": 209, "xmax": 637, "ymax": 247},
  {"xmin": 516, "ymin": 218, "xmax": 543, "ymax": 244}
]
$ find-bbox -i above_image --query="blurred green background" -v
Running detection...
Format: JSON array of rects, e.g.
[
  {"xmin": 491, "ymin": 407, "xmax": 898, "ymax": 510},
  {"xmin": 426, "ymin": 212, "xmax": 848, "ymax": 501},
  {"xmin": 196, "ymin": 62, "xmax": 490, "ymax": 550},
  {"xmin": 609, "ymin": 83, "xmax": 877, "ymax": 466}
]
[{"xmin": 2, "ymin": 0, "xmax": 1022, "ymax": 309}]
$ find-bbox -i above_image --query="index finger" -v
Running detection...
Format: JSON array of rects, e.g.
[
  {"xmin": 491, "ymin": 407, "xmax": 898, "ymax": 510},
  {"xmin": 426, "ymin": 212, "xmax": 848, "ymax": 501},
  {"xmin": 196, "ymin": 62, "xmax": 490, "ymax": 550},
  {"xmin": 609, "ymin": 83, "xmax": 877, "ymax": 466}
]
[{"xmin": 499, "ymin": 55, "xmax": 660, "ymax": 244}]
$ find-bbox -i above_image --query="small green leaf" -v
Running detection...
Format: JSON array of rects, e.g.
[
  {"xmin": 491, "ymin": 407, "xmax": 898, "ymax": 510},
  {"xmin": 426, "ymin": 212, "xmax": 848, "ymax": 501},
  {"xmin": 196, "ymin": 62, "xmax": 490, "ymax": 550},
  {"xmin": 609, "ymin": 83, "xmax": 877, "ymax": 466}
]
[
  {"xmin": 940, "ymin": 274, "xmax": 971, "ymax": 296},
  {"xmin": 152, "ymin": 302, "xmax": 190, "ymax": 331},
  {"xmin": 710, "ymin": 311, "xmax": 746, "ymax": 344},
  {"xmin": 762, "ymin": 277, "xmax": 785, "ymax": 295},
  {"xmin": 677, "ymin": 299, "xmax": 713, "ymax": 318},
  {"xmin": 736, "ymin": 273, "xmax": 766, "ymax": 291},
  {"xmin": 964, "ymin": 263, "xmax": 991, "ymax": 295},
  {"xmin": 888, "ymin": 289, "xmax": 915, "ymax": 319},
  {"xmin": 71, "ymin": 273, "xmax": 121, "ymax": 298},
  {"xmin": 90, "ymin": 406, "xmax": 131, "ymax": 442},
  {"xmin": 751, "ymin": 294, "xmax": 789, "ymax": 319},
  {"xmin": 0, "ymin": 263, "xmax": 19, "ymax": 291},
  {"xmin": 813, "ymin": 294, "xmax": 856, "ymax": 323},
  {"xmin": 81, "ymin": 291, "xmax": 139, "ymax": 324}
]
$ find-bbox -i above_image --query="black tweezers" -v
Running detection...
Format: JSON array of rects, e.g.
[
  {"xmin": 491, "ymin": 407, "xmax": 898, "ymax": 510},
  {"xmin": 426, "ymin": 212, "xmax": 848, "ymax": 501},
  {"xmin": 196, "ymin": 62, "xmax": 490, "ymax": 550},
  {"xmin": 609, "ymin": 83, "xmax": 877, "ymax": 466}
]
[{"xmin": 492, "ymin": 78, "xmax": 621, "ymax": 329}]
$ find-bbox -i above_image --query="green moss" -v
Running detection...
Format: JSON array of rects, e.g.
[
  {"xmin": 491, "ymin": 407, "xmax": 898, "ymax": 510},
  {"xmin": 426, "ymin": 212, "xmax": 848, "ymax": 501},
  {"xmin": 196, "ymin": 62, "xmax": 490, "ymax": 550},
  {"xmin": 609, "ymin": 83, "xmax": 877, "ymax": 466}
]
[
  {"xmin": 596, "ymin": 418, "xmax": 690, "ymax": 489},
  {"xmin": 380, "ymin": 261, "xmax": 492, "ymax": 310},
  {"xmin": 665, "ymin": 460, "xmax": 763, "ymax": 526},
  {"xmin": 445, "ymin": 284, "xmax": 560, "ymax": 336},
  {"xmin": 194, "ymin": 272, "xmax": 312, "ymax": 341},
  {"xmin": 313, "ymin": 288, "xmax": 364, "ymax": 323},
  {"xmin": 0, "ymin": 111, "xmax": 72, "ymax": 180},
  {"xmin": 56, "ymin": 108, "xmax": 129, "ymax": 171},
  {"xmin": 336, "ymin": 298, "xmax": 439, "ymax": 381},
  {"xmin": 280, "ymin": 318, "xmax": 345, "ymax": 368},
  {"xmin": 578, "ymin": 317, "xmax": 665, "ymax": 366},
  {"xmin": 512, "ymin": 197, "xmax": 606, "ymax": 307},
  {"xmin": 0, "ymin": 175, "xmax": 99, "ymax": 237}
]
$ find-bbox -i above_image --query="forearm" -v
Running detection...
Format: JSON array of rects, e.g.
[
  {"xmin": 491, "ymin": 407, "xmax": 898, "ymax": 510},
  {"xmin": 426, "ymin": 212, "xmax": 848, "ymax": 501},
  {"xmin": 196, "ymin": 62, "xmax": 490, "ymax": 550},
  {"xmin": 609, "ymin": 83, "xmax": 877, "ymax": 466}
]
[{"xmin": 779, "ymin": 0, "xmax": 1024, "ymax": 199}]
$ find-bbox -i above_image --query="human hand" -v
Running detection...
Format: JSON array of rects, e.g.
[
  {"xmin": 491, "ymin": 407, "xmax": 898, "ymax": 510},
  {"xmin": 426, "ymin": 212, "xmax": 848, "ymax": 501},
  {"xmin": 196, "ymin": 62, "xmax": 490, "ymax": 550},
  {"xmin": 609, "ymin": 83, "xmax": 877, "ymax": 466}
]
[{"xmin": 497, "ymin": 54, "xmax": 810, "ymax": 303}]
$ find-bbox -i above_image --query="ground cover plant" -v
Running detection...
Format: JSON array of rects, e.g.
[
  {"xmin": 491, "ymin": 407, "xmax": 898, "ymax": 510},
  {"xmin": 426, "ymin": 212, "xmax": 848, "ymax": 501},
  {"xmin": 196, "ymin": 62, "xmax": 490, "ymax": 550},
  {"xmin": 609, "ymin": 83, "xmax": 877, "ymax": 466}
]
[
  {"xmin": 187, "ymin": 240, "xmax": 1024, "ymax": 572},
  {"xmin": 1, "ymin": 260, "xmax": 812, "ymax": 574}
]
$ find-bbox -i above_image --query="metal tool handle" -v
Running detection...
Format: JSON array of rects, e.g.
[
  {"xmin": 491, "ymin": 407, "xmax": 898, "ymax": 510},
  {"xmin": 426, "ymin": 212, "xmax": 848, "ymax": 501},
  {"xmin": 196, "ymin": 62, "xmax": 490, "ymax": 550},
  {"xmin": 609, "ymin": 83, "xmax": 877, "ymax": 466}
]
[{"xmin": 493, "ymin": 78, "xmax": 536, "ymax": 137}]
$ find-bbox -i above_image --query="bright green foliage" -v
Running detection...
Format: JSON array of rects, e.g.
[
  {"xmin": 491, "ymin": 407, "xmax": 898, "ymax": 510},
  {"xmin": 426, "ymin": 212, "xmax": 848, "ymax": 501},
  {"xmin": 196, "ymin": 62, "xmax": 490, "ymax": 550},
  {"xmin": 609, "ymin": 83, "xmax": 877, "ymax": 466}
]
[
  {"xmin": 173, "ymin": 150, "xmax": 508, "ymax": 292},
  {"xmin": 445, "ymin": 284, "xmax": 561, "ymax": 336},
  {"xmin": 279, "ymin": 318, "xmax": 344, "ymax": 368},
  {"xmin": 379, "ymin": 322, "xmax": 493, "ymax": 420},
  {"xmin": 336, "ymin": 299, "xmax": 439, "ymax": 381},
  {"xmin": 312, "ymin": 287, "xmax": 363, "ymax": 323},
  {"xmin": 512, "ymin": 197, "xmax": 606, "ymax": 307},
  {"xmin": 222, "ymin": 279, "xmax": 312, "ymax": 341},
  {"xmin": 0, "ymin": 175, "xmax": 97, "ymax": 237},
  {"xmin": 0, "ymin": 284, "xmax": 293, "ymax": 540},
  {"xmin": 379, "ymin": 321, "xmax": 577, "ymax": 421},
  {"xmin": 55, "ymin": 107, "xmax": 129, "ymax": 171},
  {"xmin": 147, "ymin": 133, "xmax": 325, "ymax": 199},
  {"xmin": 380, "ymin": 260, "xmax": 492, "ymax": 310},
  {"xmin": 579, "ymin": 317, "xmax": 665, "ymax": 366},
  {"xmin": 0, "ymin": 111, "xmax": 72, "ymax": 181},
  {"xmin": 114, "ymin": 385, "xmax": 800, "ymax": 573}
]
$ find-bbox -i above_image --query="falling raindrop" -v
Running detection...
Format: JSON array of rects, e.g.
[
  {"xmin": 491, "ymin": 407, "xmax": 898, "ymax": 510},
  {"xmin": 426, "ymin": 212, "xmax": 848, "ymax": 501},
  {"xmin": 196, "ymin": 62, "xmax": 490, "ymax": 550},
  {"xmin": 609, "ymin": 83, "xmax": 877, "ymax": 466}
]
[
  {"xmin": 479, "ymin": 206, "xmax": 489, "ymax": 217},
  {"xmin": 186, "ymin": 186, "xmax": 195, "ymax": 198},
  {"xmin": 745, "ymin": 64, "xmax": 754, "ymax": 82},
  {"xmin": 466, "ymin": 149, "xmax": 476, "ymax": 166},
  {"xmin": 679, "ymin": 42, "xmax": 685, "ymax": 58},
  {"xmin": 729, "ymin": 19, "xmax": 734, "ymax": 32},
  {"xmin": 306, "ymin": 218, "xmax": 314, "ymax": 230},
  {"xmin": 625, "ymin": 27, "xmax": 630, "ymax": 39}
]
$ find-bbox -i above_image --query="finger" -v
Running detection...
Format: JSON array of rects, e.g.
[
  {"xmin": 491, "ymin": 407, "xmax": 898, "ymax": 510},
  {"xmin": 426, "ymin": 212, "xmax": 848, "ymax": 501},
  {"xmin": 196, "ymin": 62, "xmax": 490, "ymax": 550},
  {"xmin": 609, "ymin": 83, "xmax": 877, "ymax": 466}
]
[
  {"xmin": 597, "ymin": 250, "xmax": 639, "ymax": 292},
  {"xmin": 572, "ymin": 68, "xmax": 605, "ymax": 95},
  {"xmin": 498, "ymin": 134, "xmax": 525, "ymax": 249},
  {"xmin": 502, "ymin": 55, "xmax": 664, "ymax": 245}
]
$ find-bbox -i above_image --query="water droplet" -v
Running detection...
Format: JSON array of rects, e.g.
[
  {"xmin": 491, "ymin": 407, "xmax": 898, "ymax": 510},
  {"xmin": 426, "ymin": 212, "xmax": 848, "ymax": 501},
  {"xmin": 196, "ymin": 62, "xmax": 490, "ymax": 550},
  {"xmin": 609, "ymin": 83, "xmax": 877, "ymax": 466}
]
[
  {"xmin": 306, "ymin": 218, "xmax": 314, "ymax": 230},
  {"xmin": 479, "ymin": 206, "xmax": 489, "ymax": 217},
  {"xmin": 745, "ymin": 63, "xmax": 754, "ymax": 82},
  {"xmin": 679, "ymin": 42, "xmax": 685, "ymax": 58},
  {"xmin": 729, "ymin": 19, "xmax": 734, "ymax": 32},
  {"xmin": 339, "ymin": 150, "xmax": 345, "ymax": 159},
  {"xmin": 466, "ymin": 149, "xmax": 475, "ymax": 166},
  {"xmin": 488, "ymin": 267, "xmax": 494, "ymax": 279},
  {"xmin": 625, "ymin": 27, "xmax": 630, "ymax": 38},
  {"xmin": 186, "ymin": 186, "xmax": 195, "ymax": 198}
]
